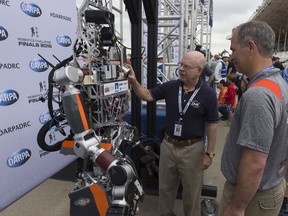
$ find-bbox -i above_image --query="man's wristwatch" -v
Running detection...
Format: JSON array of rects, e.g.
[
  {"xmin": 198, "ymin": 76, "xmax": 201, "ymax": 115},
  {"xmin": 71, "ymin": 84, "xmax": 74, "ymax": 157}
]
[{"xmin": 206, "ymin": 152, "xmax": 215, "ymax": 159}]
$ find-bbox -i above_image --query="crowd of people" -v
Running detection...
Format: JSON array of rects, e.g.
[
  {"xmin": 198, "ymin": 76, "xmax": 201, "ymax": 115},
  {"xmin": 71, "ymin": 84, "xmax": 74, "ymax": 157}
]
[
  {"xmin": 125, "ymin": 20, "xmax": 288, "ymax": 216},
  {"xmin": 208, "ymin": 48, "xmax": 250, "ymax": 123}
]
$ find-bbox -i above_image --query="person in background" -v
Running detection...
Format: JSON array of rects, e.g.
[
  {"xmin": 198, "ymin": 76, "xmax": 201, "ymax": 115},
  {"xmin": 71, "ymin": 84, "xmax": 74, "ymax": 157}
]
[
  {"xmin": 218, "ymin": 20, "xmax": 288, "ymax": 216},
  {"xmin": 214, "ymin": 52, "xmax": 230, "ymax": 81},
  {"xmin": 272, "ymin": 56, "xmax": 285, "ymax": 71},
  {"xmin": 215, "ymin": 79, "xmax": 228, "ymax": 105},
  {"xmin": 218, "ymin": 74, "xmax": 237, "ymax": 121},
  {"xmin": 283, "ymin": 65, "xmax": 288, "ymax": 85},
  {"xmin": 202, "ymin": 64, "xmax": 215, "ymax": 88},
  {"xmin": 240, "ymin": 74, "xmax": 249, "ymax": 93},
  {"xmin": 210, "ymin": 54, "xmax": 221, "ymax": 90},
  {"xmin": 126, "ymin": 50, "xmax": 218, "ymax": 216},
  {"xmin": 227, "ymin": 59, "xmax": 237, "ymax": 76},
  {"xmin": 195, "ymin": 45, "xmax": 215, "ymax": 89},
  {"xmin": 210, "ymin": 54, "xmax": 221, "ymax": 73}
]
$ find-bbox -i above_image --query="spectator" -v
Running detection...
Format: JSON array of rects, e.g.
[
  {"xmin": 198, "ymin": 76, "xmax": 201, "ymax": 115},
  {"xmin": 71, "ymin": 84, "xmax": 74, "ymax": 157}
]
[
  {"xmin": 210, "ymin": 54, "xmax": 221, "ymax": 90},
  {"xmin": 227, "ymin": 60, "xmax": 237, "ymax": 75},
  {"xmin": 272, "ymin": 56, "xmax": 285, "ymax": 71},
  {"xmin": 283, "ymin": 65, "xmax": 288, "ymax": 85},
  {"xmin": 218, "ymin": 20, "xmax": 288, "ymax": 216},
  {"xmin": 195, "ymin": 46, "xmax": 215, "ymax": 89},
  {"xmin": 126, "ymin": 51, "xmax": 218, "ymax": 216},
  {"xmin": 214, "ymin": 52, "xmax": 230, "ymax": 81},
  {"xmin": 201, "ymin": 64, "xmax": 215, "ymax": 88},
  {"xmin": 210, "ymin": 54, "xmax": 221, "ymax": 73},
  {"xmin": 218, "ymin": 74, "xmax": 237, "ymax": 120},
  {"xmin": 215, "ymin": 79, "xmax": 228, "ymax": 105}
]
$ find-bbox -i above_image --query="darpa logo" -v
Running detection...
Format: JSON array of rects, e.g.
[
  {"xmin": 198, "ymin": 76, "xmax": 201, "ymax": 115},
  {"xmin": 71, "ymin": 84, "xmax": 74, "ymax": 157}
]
[
  {"xmin": 191, "ymin": 100, "xmax": 201, "ymax": 109},
  {"xmin": 39, "ymin": 111, "xmax": 51, "ymax": 124},
  {"xmin": 20, "ymin": 2, "xmax": 42, "ymax": 17},
  {"xmin": 7, "ymin": 148, "xmax": 32, "ymax": 168},
  {"xmin": 0, "ymin": 26, "xmax": 8, "ymax": 41},
  {"xmin": 0, "ymin": 89, "xmax": 19, "ymax": 106},
  {"xmin": 56, "ymin": 35, "xmax": 72, "ymax": 47},
  {"xmin": 29, "ymin": 58, "xmax": 49, "ymax": 72}
]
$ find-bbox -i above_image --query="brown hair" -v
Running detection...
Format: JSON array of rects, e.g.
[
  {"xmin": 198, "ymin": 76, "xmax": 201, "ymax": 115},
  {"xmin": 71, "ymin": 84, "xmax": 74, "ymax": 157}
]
[{"xmin": 227, "ymin": 74, "xmax": 237, "ymax": 83}]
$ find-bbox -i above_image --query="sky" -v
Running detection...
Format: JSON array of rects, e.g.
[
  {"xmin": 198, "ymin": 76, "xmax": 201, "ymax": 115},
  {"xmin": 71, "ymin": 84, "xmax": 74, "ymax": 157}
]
[{"xmin": 210, "ymin": 0, "xmax": 263, "ymax": 55}]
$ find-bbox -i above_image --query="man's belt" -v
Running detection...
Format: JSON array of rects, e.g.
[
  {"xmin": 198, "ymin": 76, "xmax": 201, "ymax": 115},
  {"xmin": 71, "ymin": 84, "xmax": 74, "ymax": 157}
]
[{"xmin": 164, "ymin": 133, "xmax": 202, "ymax": 147}]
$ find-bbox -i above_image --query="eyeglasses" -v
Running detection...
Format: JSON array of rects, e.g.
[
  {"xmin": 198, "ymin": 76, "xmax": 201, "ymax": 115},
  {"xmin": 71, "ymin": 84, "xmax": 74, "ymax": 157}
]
[{"xmin": 178, "ymin": 62, "xmax": 200, "ymax": 70}]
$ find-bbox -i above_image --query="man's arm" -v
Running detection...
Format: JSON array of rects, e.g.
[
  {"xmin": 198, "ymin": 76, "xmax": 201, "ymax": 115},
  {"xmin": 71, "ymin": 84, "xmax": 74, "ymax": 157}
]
[
  {"xmin": 223, "ymin": 147, "xmax": 267, "ymax": 216},
  {"xmin": 203, "ymin": 122, "xmax": 217, "ymax": 170},
  {"xmin": 125, "ymin": 64, "xmax": 154, "ymax": 102},
  {"xmin": 227, "ymin": 67, "xmax": 233, "ymax": 75}
]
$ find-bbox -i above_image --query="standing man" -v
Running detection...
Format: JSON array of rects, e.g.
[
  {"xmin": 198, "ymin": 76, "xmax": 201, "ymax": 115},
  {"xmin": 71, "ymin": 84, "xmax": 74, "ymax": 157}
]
[
  {"xmin": 126, "ymin": 51, "xmax": 218, "ymax": 216},
  {"xmin": 219, "ymin": 20, "xmax": 288, "ymax": 216},
  {"xmin": 214, "ymin": 52, "xmax": 230, "ymax": 81}
]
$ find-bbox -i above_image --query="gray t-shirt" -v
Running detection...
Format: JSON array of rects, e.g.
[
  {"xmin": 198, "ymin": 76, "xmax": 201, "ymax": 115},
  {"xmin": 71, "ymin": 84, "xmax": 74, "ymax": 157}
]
[{"xmin": 221, "ymin": 68, "xmax": 288, "ymax": 190}]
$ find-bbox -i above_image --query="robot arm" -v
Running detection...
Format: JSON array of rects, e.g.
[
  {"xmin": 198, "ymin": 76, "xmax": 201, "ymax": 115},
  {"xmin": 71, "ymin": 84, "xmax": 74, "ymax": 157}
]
[{"xmin": 54, "ymin": 66, "xmax": 144, "ymax": 215}]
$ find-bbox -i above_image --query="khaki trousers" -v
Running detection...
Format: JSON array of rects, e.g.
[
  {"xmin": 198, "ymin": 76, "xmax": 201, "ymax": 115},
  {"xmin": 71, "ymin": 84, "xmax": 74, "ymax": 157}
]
[
  {"xmin": 218, "ymin": 179, "xmax": 286, "ymax": 216},
  {"xmin": 159, "ymin": 138, "xmax": 204, "ymax": 216}
]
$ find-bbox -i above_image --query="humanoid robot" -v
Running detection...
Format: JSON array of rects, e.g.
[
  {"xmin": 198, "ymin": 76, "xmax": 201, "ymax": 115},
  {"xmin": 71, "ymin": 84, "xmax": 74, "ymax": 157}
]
[{"xmin": 37, "ymin": 1, "xmax": 146, "ymax": 215}]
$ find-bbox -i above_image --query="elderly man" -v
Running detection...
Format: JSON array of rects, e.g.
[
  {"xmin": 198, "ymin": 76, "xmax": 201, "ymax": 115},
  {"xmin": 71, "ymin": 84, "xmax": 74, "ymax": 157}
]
[
  {"xmin": 219, "ymin": 21, "xmax": 288, "ymax": 216},
  {"xmin": 126, "ymin": 51, "xmax": 218, "ymax": 216}
]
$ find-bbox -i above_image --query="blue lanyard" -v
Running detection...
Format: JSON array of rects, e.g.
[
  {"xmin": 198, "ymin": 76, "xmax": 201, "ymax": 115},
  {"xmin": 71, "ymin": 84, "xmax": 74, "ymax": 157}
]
[
  {"xmin": 178, "ymin": 84, "xmax": 201, "ymax": 120},
  {"xmin": 248, "ymin": 66, "xmax": 274, "ymax": 85}
]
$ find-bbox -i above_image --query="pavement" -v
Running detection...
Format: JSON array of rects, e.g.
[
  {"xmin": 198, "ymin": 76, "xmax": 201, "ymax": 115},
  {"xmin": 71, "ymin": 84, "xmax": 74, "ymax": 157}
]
[{"xmin": 1, "ymin": 120, "xmax": 230, "ymax": 216}]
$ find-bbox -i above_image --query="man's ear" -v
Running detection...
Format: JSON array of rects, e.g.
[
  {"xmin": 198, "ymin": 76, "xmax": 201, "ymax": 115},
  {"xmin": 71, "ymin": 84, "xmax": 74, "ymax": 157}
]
[{"xmin": 247, "ymin": 40, "xmax": 257, "ymax": 53}]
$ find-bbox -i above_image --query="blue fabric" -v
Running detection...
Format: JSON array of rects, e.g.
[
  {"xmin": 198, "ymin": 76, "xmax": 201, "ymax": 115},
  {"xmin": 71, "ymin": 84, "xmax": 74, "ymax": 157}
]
[
  {"xmin": 283, "ymin": 66, "xmax": 288, "ymax": 85},
  {"xmin": 221, "ymin": 61, "xmax": 227, "ymax": 78}
]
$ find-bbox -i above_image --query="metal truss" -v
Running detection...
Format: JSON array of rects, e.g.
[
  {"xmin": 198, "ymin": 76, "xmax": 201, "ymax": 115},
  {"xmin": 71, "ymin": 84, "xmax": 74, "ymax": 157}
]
[{"xmin": 141, "ymin": 0, "xmax": 213, "ymax": 84}]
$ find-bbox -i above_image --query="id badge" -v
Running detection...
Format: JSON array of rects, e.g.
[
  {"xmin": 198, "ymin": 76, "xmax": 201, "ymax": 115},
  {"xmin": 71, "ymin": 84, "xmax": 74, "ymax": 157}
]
[{"xmin": 174, "ymin": 121, "xmax": 183, "ymax": 137}]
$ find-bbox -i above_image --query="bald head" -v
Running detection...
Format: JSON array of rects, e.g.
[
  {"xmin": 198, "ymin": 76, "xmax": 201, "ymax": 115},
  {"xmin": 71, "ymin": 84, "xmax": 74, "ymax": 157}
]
[{"xmin": 183, "ymin": 51, "xmax": 206, "ymax": 69}]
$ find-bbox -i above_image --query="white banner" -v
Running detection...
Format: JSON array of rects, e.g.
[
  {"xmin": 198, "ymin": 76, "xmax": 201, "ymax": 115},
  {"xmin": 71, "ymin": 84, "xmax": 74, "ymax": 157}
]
[{"xmin": 0, "ymin": 0, "xmax": 77, "ymax": 211}]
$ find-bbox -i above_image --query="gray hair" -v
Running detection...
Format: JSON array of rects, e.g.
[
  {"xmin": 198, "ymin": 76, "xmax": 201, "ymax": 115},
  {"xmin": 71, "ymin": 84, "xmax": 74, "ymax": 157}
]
[{"xmin": 233, "ymin": 21, "xmax": 275, "ymax": 58}]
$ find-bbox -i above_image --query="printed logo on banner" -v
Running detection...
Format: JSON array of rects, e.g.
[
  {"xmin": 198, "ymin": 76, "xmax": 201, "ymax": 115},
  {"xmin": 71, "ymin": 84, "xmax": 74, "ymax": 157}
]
[
  {"xmin": 18, "ymin": 27, "xmax": 52, "ymax": 48},
  {"xmin": 0, "ymin": 26, "xmax": 8, "ymax": 41},
  {"xmin": 0, "ymin": 89, "xmax": 19, "ymax": 106},
  {"xmin": 27, "ymin": 80, "xmax": 52, "ymax": 104},
  {"xmin": 56, "ymin": 35, "xmax": 72, "ymax": 47},
  {"xmin": 50, "ymin": 12, "xmax": 72, "ymax": 22},
  {"xmin": 28, "ymin": 91, "xmax": 59, "ymax": 104},
  {"xmin": 0, "ymin": 0, "xmax": 10, "ymax": 7},
  {"xmin": 7, "ymin": 148, "xmax": 32, "ymax": 168},
  {"xmin": 39, "ymin": 111, "xmax": 51, "ymax": 124},
  {"xmin": 31, "ymin": 27, "xmax": 38, "ymax": 38},
  {"xmin": 29, "ymin": 58, "xmax": 49, "ymax": 72},
  {"xmin": 28, "ymin": 93, "xmax": 46, "ymax": 103},
  {"xmin": 18, "ymin": 38, "xmax": 52, "ymax": 48},
  {"xmin": 0, "ymin": 121, "xmax": 31, "ymax": 137},
  {"xmin": 0, "ymin": 62, "xmax": 20, "ymax": 70},
  {"xmin": 38, "ymin": 80, "xmax": 47, "ymax": 92},
  {"xmin": 20, "ymin": 2, "xmax": 42, "ymax": 17}
]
